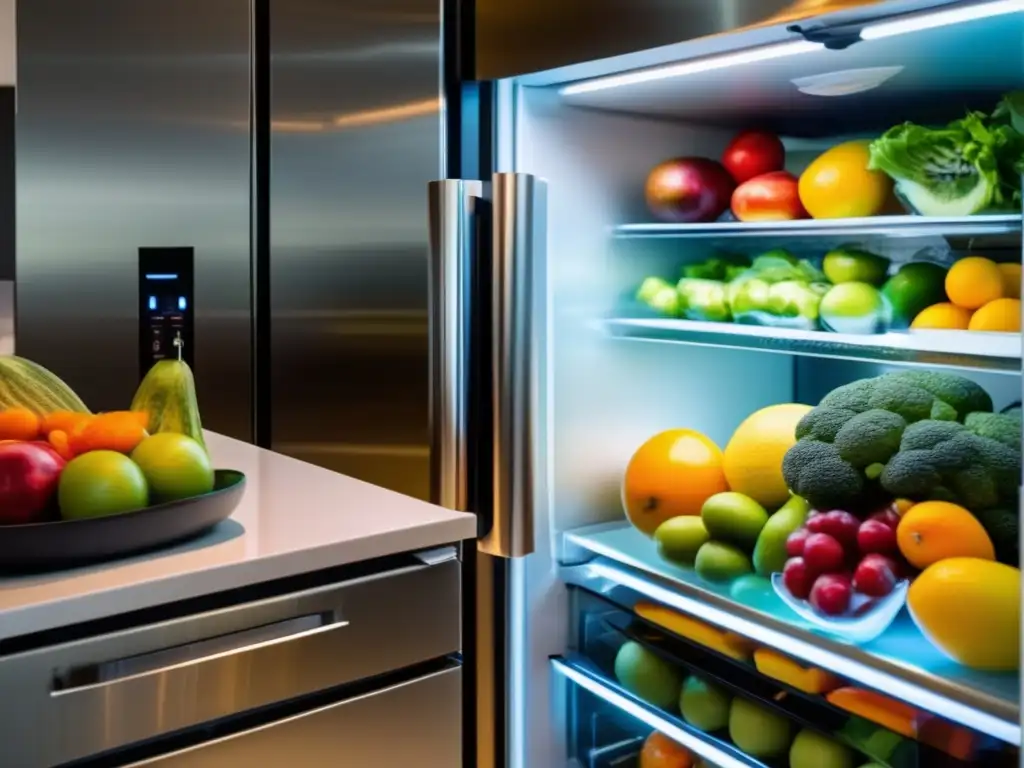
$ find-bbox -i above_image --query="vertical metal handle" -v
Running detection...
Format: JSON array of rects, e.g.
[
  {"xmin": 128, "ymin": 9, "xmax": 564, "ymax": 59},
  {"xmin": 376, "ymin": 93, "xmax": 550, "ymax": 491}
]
[
  {"xmin": 428, "ymin": 180, "xmax": 482, "ymax": 512},
  {"xmin": 484, "ymin": 172, "xmax": 547, "ymax": 558}
]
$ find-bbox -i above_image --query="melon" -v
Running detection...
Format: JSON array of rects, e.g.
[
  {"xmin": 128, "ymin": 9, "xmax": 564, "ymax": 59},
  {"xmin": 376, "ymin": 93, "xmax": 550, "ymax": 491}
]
[
  {"xmin": 131, "ymin": 359, "xmax": 206, "ymax": 452},
  {"xmin": 0, "ymin": 355, "xmax": 90, "ymax": 416},
  {"xmin": 723, "ymin": 404, "xmax": 811, "ymax": 509}
]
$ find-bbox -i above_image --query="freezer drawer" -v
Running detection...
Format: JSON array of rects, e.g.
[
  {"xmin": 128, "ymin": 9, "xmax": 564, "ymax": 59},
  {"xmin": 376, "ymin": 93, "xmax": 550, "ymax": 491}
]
[
  {"xmin": 131, "ymin": 665, "xmax": 462, "ymax": 767},
  {"xmin": 0, "ymin": 553, "xmax": 460, "ymax": 767}
]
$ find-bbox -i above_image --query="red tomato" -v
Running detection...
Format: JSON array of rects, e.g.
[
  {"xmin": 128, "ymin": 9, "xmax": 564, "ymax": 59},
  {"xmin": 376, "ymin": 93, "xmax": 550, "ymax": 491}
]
[
  {"xmin": 731, "ymin": 171, "xmax": 807, "ymax": 222},
  {"xmin": 722, "ymin": 131, "xmax": 785, "ymax": 184}
]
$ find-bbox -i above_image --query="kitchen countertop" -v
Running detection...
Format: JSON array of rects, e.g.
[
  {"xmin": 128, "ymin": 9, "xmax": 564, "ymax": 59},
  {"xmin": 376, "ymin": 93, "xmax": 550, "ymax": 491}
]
[{"xmin": 0, "ymin": 432, "xmax": 476, "ymax": 641}]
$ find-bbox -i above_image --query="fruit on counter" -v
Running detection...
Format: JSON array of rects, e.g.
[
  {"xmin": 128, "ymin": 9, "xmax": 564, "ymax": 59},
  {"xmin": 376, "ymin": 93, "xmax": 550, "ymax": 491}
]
[
  {"xmin": 0, "ymin": 441, "xmax": 66, "ymax": 524},
  {"xmin": 676, "ymin": 278, "xmax": 732, "ymax": 322},
  {"xmin": 730, "ymin": 171, "xmax": 807, "ymax": 222},
  {"xmin": 58, "ymin": 450, "xmax": 149, "ymax": 520},
  {"xmin": 721, "ymin": 130, "xmax": 785, "ymax": 184},
  {"xmin": 728, "ymin": 697, "xmax": 792, "ymax": 758},
  {"xmin": 907, "ymin": 557, "xmax": 1020, "ymax": 670},
  {"xmin": 722, "ymin": 403, "xmax": 811, "ymax": 509},
  {"xmin": 623, "ymin": 430, "xmax": 729, "ymax": 536},
  {"xmin": 909, "ymin": 302, "xmax": 971, "ymax": 330},
  {"xmin": 645, "ymin": 157, "xmax": 735, "ymax": 223},
  {"xmin": 826, "ymin": 687, "xmax": 917, "ymax": 739},
  {"xmin": 654, "ymin": 516, "xmax": 711, "ymax": 566},
  {"xmin": 968, "ymin": 297, "xmax": 1021, "ymax": 332},
  {"xmin": 0, "ymin": 407, "xmax": 42, "ymax": 441},
  {"xmin": 822, "ymin": 248, "xmax": 889, "ymax": 286},
  {"xmin": 635, "ymin": 602, "xmax": 756, "ymax": 662},
  {"xmin": 639, "ymin": 732, "xmax": 695, "ymax": 768},
  {"xmin": 679, "ymin": 675, "xmax": 731, "ymax": 732},
  {"xmin": 798, "ymin": 141, "xmax": 893, "ymax": 219},
  {"xmin": 752, "ymin": 495, "xmax": 810, "ymax": 576},
  {"xmin": 819, "ymin": 283, "xmax": 887, "ymax": 334},
  {"xmin": 998, "ymin": 262, "xmax": 1021, "ymax": 299},
  {"xmin": 700, "ymin": 492, "xmax": 768, "ymax": 551},
  {"xmin": 752, "ymin": 649, "xmax": 841, "ymax": 694},
  {"xmin": 945, "ymin": 256, "xmax": 1005, "ymax": 310},
  {"xmin": 636, "ymin": 277, "xmax": 682, "ymax": 317},
  {"xmin": 0, "ymin": 355, "xmax": 90, "ymax": 417},
  {"xmin": 789, "ymin": 729, "xmax": 856, "ymax": 768},
  {"xmin": 881, "ymin": 261, "xmax": 947, "ymax": 329},
  {"xmin": 131, "ymin": 432, "xmax": 214, "ymax": 502},
  {"xmin": 68, "ymin": 411, "xmax": 149, "ymax": 456},
  {"xmin": 809, "ymin": 572, "xmax": 853, "ymax": 616},
  {"xmin": 782, "ymin": 556, "xmax": 815, "ymax": 599},
  {"xmin": 852, "ymin": 554, "xmax": 900, "ymax": 597},
  {"xmin": 613, "ymin": 641, "xmax": 684, "ymax": 709},
  {"xmin": 895, "ymin": 501, "xmax": 995, "ymax": 570},
  {"xmin": 131, "ymin": 358, "xmax": 207, "ymax": 453},
  {"xmin": 694, "ymin": 541, "xmax": 753, "ymax": 583}
]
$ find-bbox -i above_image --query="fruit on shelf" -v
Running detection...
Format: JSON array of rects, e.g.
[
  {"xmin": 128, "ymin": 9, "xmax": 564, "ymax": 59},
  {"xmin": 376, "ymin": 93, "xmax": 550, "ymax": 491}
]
[
  {"xmin": 809, "ymin": 572, "xmax": 853, "ymax": 616},
  {"xmin": 907, "ymin": 557, "xmax": 1020, "ymax": 671},
  {"xmin": 728, "ymin": 697, "xmax": 792, "ymax": 758},
  {"xmin": 0, "ymin": 407, "xmax": 42, "ymax": 441},
  {"xmin": 58, "ymin": 450, "xmax": 149, "ymax": 520},
  {"xmin": 679, "ymin": 675, "xmax": 731, "ymax": 732},
  {"xmin": 645, "ymin": 157, "xmax": 735, "ymax": 223},
  {"xmin": 826, "ymin": 687, "xmax": 916, "ymax": 739},
  {"xmin": 822, "ymin": 248, "xmax": 889, "ymax": 286},
  {"xmin": 807, "ymin": 510, "xmax": 860, "ymax": 550},
  {"xmin": 722, "ymin": 403, "xmax": 811, "ymax": 509},
  {"xmin": 968, "ymin": 297, "xmax": 1021, "ymax": 332},
  {"xmin": 998, "ymin": 262, "xmax": 1021, "ymax": 299},
  {"xmin": 654, "ymin": 516, "xmax": 711, "ymax": 567},
  {"xmin": 782, "ymin": 556, "xmax": 815, "ymax": 599},
  {"xmin": 622, "ymin": 429, "xmax": 729, "ymax": 537},
  {"xmin": 676, "ymin": 278, "xmax": 732, "ymax": 322},
  {"xmin": 856, "ymin": 519, "xmax": 897, "ymax": 556},
  {"xmin": 635, "ymin": 602, "xmax": 756, "ymax": 662},
  {"xmin": 131, "ymin": 358, "xmax": 207, "ymax": 453},
  {"xmin": 753, "ymin": 649, "xmax": 841, "ymax": 694},
  {"xmin": 945, "ymin": 256, "xmax": 1004, "ymax": 310},
  {"xmin": 868, "ymin": 505, "xmax": 902, "ymax": 529},
  {"xmin": 895, "ymin": 501, "xmax": 995, "ymax": 570},
  {"xmin": 881, "ymin": 261, "xmax": 948, "ymax": 329},
  {"xmin": 819, "ymin": 282, "xmax": 887, "ymax": 334},
  {"xmin": 700, "ymin": 492, "xmax": 768, "ymax": 551},
  {"xmin": 853, "ymin": 554, "xmax": 900, "ymax": 597},
  {"xmin": 636, "ymin": 277, "xmax": 682, "ymax": 317},
  {"xmin": 694, "ymin": 540, "xmax": 753, "ymax": 583},
  {"xmin": 721, "ymin": 130, "xmax": 785, "ymax": 184},
  {"xmin": 639, "ymin": 731, "xmax": 695, "ymax": 768},
  {"xmin": 0, "ymin": 441, "xmax": 66, "ymax": 524},
  {"xmin": 798, "ymin": 140, "xmax": 893, "ymax": 219},
  {"xmin": 752, "ymin": 494, "xmax": 810, "ymax": 575},
  {"xmin": 131, "ymin": 432, "xmax": 215, "ymax": 503},
  {"xmin": 613, "ymin": 641, "xmax": 684, "ymax": 709},
  {"xmin": 789, "ymin": 728, "xmax": 856, "ymax": 768},
  {"xmin": 730, "ymin": 171, "xmax": 807, "ymax": 222},
  {"xmin": 0, "ymin": 355, "xmax": 90, "ymax": 417},
  {"xmin": 786, "ymin": 528, "xmax": 810, "ymax": 557},
  {"xmin": 803, "ymin": 532, "xmax": 846, "ymax": 573},
  {"xmin": 909, "ymin": 302, "xmax": 972, "ymax": 330}
]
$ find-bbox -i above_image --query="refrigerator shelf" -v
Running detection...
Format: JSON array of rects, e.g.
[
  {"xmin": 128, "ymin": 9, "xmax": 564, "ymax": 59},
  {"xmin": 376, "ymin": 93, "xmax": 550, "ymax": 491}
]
[
  {"xmin": 600, "ymin": 318, "xmax": 1021, "ymax": 374},
  {"xmin": 563, "ymin": 522, "xmax": 1020, "ymax": 746},
  {"xmin": 552, "ymin": 655, "xmax": 769, "ymax": 768},
  {"xmin": 612, "ymin": 214, "xmax": 1023, "ymax": 240}
]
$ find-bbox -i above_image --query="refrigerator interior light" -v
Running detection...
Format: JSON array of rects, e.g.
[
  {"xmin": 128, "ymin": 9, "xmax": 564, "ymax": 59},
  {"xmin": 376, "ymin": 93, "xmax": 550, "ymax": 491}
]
[
  {"xmin": 791, "ymin": 66, "xmax": 904, "ymax": 96},
  {"xmin": 560, "ymin": 40, "xmax": 823, "ymax": 96},
  {"xmin": 860, "ymin": 0, "xmax": 1024, "ymax": 39}
]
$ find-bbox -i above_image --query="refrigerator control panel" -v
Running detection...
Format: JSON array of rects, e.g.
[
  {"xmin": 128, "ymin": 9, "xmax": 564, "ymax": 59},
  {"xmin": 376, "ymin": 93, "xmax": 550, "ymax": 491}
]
[{"xmin": 138, "ymin": 247, "xmax": 194, "ymax": 378}]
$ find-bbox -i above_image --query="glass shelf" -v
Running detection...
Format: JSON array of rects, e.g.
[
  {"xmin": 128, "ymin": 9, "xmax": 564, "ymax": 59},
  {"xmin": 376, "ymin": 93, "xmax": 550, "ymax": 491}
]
[
  {"xmin": 612, "ymin": 214, "xmax": 1023, "ymax": 240},
  {"xmin": 600, "ymin": 318, "xmax": 1022, "ymax": 374},
  {"xmin": 563, "ymin": 522, "xmax": 1021, "ymax": 745}
]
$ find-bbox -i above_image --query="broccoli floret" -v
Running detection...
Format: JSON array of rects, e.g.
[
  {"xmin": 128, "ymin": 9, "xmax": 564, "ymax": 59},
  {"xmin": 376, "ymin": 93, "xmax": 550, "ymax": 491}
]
[
  {"xmin": 782, "ymin": 440, "xmax": 865, "ymax": 510},
  {"xmin": 834, "ymin": 409, "xmax": 907, "ymax": 468},
  {"xmin": 818, "ymin": 379, "xmax": 876, "ymax": 413},
  {"xmin": 795, "ymin": 407, "xmax": 858, "ymax": 442},
  {"xmin": 966, "ymin": 410, "xmax": 1022, "ymax": 451},
  {"xmin": 884, "ymin": 370, "xmax": 993, "ymax": 419}
]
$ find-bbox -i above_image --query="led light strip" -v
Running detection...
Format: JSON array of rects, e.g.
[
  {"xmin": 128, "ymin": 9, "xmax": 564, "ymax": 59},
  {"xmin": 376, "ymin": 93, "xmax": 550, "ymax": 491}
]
[
  {"xmin": 551, "ymin": 659, "xmax": 757, "ymax": 768},
  {"xmin": 585, "ymin": 560, "xmax": 1020, "ymax": 745},
  {"xmin": 861, "ymin": 0, "xmax": 1024, "ymax": 39}
]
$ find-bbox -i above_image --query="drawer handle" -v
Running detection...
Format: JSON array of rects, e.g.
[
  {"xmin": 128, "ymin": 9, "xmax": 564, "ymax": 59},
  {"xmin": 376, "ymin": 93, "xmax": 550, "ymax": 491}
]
[{"xmin": 52, "ymin": 612, "xmax": 349, "ymax": 694}]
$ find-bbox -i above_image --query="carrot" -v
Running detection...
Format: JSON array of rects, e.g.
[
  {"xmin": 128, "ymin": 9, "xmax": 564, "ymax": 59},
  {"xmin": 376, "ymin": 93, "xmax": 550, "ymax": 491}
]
[
  {"xmin": 0, "ymin": 408, "xmax": 42, "ymax": 441},
  {"xmin": 72, "ymin": 411, "xmax": 148, "ymax": 454},
  {"xmin": 48, "ymin": 429, "xmax": 75, "ymax": 461},
  {"xmin": 41, "ymin": 410, "xmax": 92, "ymax": 437}
]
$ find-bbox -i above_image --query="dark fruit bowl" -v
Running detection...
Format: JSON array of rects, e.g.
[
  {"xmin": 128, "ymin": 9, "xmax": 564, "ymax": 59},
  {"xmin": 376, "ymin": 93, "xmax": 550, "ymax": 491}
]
[
  {"xmin": 0, "ymin": 469, "xmax": 245, "ymax": 571},
  {"xmin": 771, "ymin": 572, "xmax": 909, "ymax": 645}
]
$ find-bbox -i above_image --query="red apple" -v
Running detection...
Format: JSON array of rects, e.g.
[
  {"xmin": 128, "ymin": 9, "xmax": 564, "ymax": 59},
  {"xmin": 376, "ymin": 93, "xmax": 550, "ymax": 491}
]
[
  {"xmin": 783, "ymin": 557, "xmax": 815, "ymax": 600},
  {"xmin": 0, "ymin": 442, "xmax": 66, "ymax": 524},
  {"xmin": 786, "ymin": 528, "xmax": 810, "ymax": 557},
  {"xmin": 854, "ymin": 554, "xmax": 900, "ymax": 597},
  {"xmin": 807, "ymin": 510, "xmax": 860, "ymax": 550},
  {"xmin": 645, "ymin": 157, "xmax": 735, "ymax": 223},
  {"xmin": 722, "ymin": 130, "xmax": 785, "ymax": 184},
  {"xmin": 803, "ymin": 533, "xmax": 846, "ymax": 573},
  {"xmin": 810, "ymin": 573, "xmax": 853, "ymax": 616},
  {"xmin": 857, "ymin": 519, "xmax": 898, "ymax": 556},
  {"xmin": 731, "ymin": 171, "xmax": 807, "ymax": 222}
]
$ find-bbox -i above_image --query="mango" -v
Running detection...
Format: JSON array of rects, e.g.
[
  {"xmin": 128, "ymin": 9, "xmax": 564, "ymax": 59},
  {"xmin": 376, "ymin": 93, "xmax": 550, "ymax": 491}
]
[
  {"xmin": 701, "ymin": 492, "xmax": 768, "ymax": 552},
  {"xmin": 752, "ymin": 495, "xmax": 809, "ymax": 575},
  {"xmin": 636, "ymin": 602, "xmax": 756, "ymax": 662},
  {"xmin": 754, "ymin": 649, "xmax": 841, "ymax": 694}
]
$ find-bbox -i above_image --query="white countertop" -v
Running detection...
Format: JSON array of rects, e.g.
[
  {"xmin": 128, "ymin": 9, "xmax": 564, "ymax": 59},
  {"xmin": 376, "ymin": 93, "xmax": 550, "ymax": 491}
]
[{"xmin": 0, "ymin": 432, "xmax": 476, "ymax": 641}]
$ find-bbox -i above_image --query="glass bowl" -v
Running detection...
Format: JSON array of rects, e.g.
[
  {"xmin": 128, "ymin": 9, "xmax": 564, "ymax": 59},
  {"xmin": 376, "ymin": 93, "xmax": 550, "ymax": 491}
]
[{"xmin": 771, "ymin": 573, "xmax": 909, "ymax": 644}]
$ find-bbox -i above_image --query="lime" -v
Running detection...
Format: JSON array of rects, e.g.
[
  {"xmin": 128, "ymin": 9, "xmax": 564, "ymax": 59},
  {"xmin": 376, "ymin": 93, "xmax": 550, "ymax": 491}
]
[
  {"xmin": 820, "ymin": 282, "xmax": 887, "ymax": 334},
  {"xmin": 58, "ymin": 450, "xmax": 149, "ymax": 520},
  {"xmin": 131, "ymin": 433, "xmax": 214, "ymax": 502},
  {"xmin": 823, "ymin": 247, "xmax": 890, "ymax": 286},
  {"xmin": 881, "ymin": 262, "xmax": 947, "ymax": 328}
]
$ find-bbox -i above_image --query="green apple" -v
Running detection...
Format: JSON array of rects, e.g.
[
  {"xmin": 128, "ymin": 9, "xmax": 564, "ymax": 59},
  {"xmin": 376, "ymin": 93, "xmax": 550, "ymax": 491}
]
[
  {"xmin": 820, "ymin": 282, "xmax": 887, "ymax": 334},
  {"xmin": 790, "ymin": 728, "xmax": 856, "ymax": 768},
  {"xmin": 728, "ymin": 697, "xmax": 793, "ymax": 758},
  {"xmin": 694, "ymin": 541, "xmax": 753, "ymax": 584},
  {"xmin": 655, "ymin": 516, "xmax": 710, "ymax": 566},
  {"xmin": 823, "ymin": 248, "xmax": 890, "ymax": 286},
  {"xmin": 679, "ymin": 676, "xmax": 731, "ymax": 732},
  {"xmin": 613, "ymin": 641, "xmax": 682, "ymax": 709},
  {"xmin": 700, "ymin": 492, "xmax": 769, "ymax": 551}
]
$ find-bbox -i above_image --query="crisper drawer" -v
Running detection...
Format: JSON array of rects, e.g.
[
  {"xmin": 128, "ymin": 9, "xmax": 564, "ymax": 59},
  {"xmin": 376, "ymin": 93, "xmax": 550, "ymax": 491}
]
[
  {"xmin": 131, "ymin": 664, "xmax": 462, "ymax": 767},
  {"xmin": 0, "ymin": 552, "xmax": 460, "ymax": 768}
]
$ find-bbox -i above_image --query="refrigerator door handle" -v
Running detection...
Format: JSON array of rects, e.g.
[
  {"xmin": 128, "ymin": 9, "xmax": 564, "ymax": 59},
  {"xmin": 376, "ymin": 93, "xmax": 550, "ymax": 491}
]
[
  {"xmin": 484, "ymin": 172, "xmax": 547, "ymax": 559},
  {"xmin": 428, "ymin": 179, "xmax": 482, "ymax": 513}
]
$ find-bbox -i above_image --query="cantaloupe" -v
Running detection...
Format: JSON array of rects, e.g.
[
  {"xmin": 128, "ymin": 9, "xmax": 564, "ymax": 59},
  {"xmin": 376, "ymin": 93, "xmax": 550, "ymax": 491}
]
[
  {"xmin": 0, "ymin": 355, "xmax": 90, "ymax": 416},
  {"xmin": 722, "ymin": 404, "xmax": 811, "ymax": 509}
]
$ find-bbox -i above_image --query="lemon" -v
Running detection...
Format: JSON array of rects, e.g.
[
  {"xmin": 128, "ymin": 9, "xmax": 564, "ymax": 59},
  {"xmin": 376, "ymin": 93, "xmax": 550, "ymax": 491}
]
[
  {"xmin": 798, "ymin": 141, "xmax": 892, "ymax": 219},
  {"xmin": 968, "ymin": 298, "xmax": 1021, "ymax": 332},
  {"xmin": 59, "ymin": 450, "xmax": 148, "ymax": 519},
  {"xmin": 910, "ymin": 302, "xmax": 972, "ymax": 330},
  {"xmin": 131, "ymin": 433, "xmax": 214, "ymax": 502},
  {"xmin": 945, "ymin": 256, "xmax": 1004, "ymax": 310}
]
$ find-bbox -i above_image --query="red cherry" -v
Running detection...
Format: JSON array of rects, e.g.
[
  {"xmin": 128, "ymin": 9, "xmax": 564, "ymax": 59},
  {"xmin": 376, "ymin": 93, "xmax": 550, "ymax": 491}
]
[
  {"xmin": 803, "ymin": 533, "xmax": 846, "ymax": 573},
  {"xmin": 857, "ymin": 519, "xmax": 898, "ymax": 556},
  {"xmin": 810, "ymin": 572, "xmax": 853, "ymax": 616},
  {"xmin": 786, "ymin": 528, "xmax": 810, "ymax": 557},
  {"xmin": 854, "ymin": 554, "xmax": 899, "ymax": 597},
  {"xmin": 868, "ymin": 507, "xmax": 901, "ymax": 530},
  {"xmin": 806, "ymin": 510, "xmax": 860, "ymax": 549},
  {"xmin": 783, "ymin": 557, "xmax": 815, "ymax": 600}
]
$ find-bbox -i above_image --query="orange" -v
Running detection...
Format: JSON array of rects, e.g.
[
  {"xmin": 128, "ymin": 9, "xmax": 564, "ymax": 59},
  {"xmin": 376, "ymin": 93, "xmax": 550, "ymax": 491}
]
[
  {"xmin": 798, "ymin": 141, "xmax": 893, "ymax": 219},
  {"xmin": 910, "ymin": 303, "xmax": 972, "ymax": 330},
  {"xmin": 945, "ymin": 256, "xmax": 1004, "ymax": 310},
  {"xmin": 622, "ymin": 429, "xmax": 728, "ymax": 536},
  {"xmin": 896, "ymin": 501, "xmax": 995, "ymax": 570},
  {"xmin": 968, "ymin": 298, "xmax": 1021, "ymax": 333},
  {"xmin": 722, "ymin": 403, "xmax": 811, "ymax": 508},
  {"xmin": 998, "ymin": 263, "xmax": 1021, "ymax": 299},
  {"xmin": 0, "ymin": 408, "xmax": 42, "ymax": 441},
  {"xmin": 70, "ymin": 411, "xmax": 148, "ymax": 455},
  {"xmin": 640, "ymin": 732, "xmax": 695, "ymax": 768}
]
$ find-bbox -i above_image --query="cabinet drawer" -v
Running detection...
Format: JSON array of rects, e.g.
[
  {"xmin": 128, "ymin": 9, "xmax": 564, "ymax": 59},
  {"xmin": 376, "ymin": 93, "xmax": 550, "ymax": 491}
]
[
  {"xmin": 132, "ymin": 664, "xmax": 462, "ymax": 767},
  {"xmin": 0, "ymin": 553, "xmax": 460, "ymax": 767}
]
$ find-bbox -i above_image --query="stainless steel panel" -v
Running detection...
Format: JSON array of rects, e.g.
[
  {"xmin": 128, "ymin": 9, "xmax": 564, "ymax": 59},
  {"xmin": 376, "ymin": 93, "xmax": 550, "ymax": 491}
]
[
  {"xmin": 0, "ymin": 280, "xmax": 12, "ymax": 353},
  {"xmin": 0, "ymin": 556, "xmax": 460, "ymax": 767},
  {"xmin": 133, "ymin": 665, "xmax": 463, "ymax": 767},
  {"xmin": 15, "ymin": 0, "xmax": 252, "ymax": 439},
  {"xmin": 269, "ymin": 0, "xmax": 441, "ymax": 500}
]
